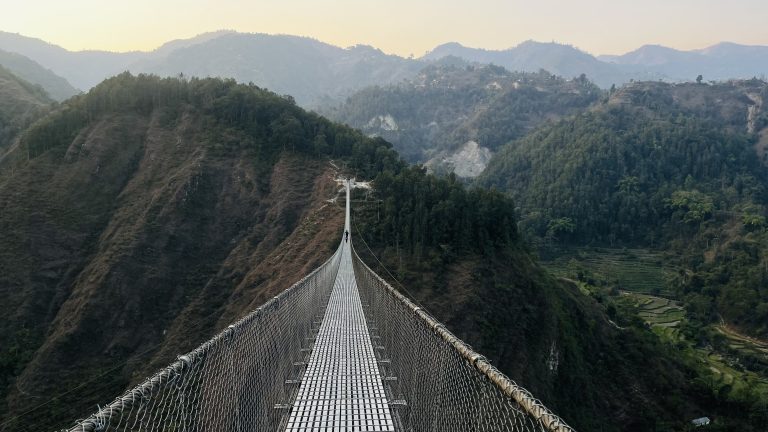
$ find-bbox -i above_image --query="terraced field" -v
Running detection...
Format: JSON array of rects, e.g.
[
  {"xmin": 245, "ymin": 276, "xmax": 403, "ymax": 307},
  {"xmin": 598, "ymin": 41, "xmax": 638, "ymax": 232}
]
[
  {"xmin": 541, "ymin": 247, "xmax": 676, "ymax": 296},
  {"xmin": 717, "ymin": 324, "xmax": 768, "ymax": 359},
  {"xmin": 624, "ymin": 292, "xmax": 685, "ymax": 328},
  {"xmin": 693, "ymin": 348, "xmax": 768, "ymax": 397}
]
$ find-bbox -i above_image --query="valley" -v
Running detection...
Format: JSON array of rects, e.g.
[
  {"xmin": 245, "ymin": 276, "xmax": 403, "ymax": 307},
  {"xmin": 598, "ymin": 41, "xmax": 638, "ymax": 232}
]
[{"xmin": 0, "ymin": 22, "xmax": 767, "ymax": 431}]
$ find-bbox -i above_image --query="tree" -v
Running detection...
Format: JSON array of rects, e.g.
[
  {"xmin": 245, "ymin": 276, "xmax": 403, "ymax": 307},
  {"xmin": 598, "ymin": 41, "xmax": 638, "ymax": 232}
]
[
  {"xmin": 546, "ymin": 217, "xmax": 576, "ymax": 241},
  {"xmin": 696, "ymin": 74, "xmax": 703, "ymax": 84},
  {"xmin": 667, "ymin": 190, "xmax": 714, "ymax": 224},
  {"xmin": 618, "ymin": 176, "xmax": 640, "ymax": 194}
]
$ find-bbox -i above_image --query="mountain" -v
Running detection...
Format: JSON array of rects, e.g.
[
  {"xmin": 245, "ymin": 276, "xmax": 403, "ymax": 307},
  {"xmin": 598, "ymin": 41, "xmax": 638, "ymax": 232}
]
[
  {"xmin": 352, "ymin": 165, "xmax": 764, "ymax": 430},
  {"xmin": 0, "ymin": 31, "xmax": 144, "ymax": 90},
  {"xmin": 478, "ymin": 79, "xmax": 768, "ymax": 338},
  {"xmin": 0, "ymin": 73, "xmax": 399, "ymax": 430},
  {"xmin": 0, "ymin": 74, "xmax": 757, "ymax": 431},
  {"xmin": 423, "ymin": 41, "xmax": 637, "ymax": 88},
  {"xmin": 599, "ymin": 44, "xmax": 701, "ymax": 67},
  {"xmin": 0, "ymin": 31, "xmax": 423, "ymax": 107},
  {"xmin": 322, "ymin": 63, "xmax": 601, "ymax": 172},
  {"xmin": 126, "ymin": 33, "xmax": 423, "ymax": 106},
  {"xmin": 3, "ymin": 30, "xmax": 766, "ymax": 108},
  {"xmin": 601, "ymin": 42, "xmax": 768, "ymax": 82},
  {"xmin": 0, "ymin": 65, "xmax": 50, "ymax": 153},
  {"xmin": 149, "ymin": 30, "xmax": 237, "ymax": 57},
  {"xmin": 0, "ymin": 49, "xmax": 78, "ymax": 101}
]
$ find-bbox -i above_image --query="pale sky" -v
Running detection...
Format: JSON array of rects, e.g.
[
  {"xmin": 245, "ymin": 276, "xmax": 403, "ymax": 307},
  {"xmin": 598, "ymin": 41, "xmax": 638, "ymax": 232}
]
[{"xmin": 2, "ymin": 0, "xmax": 767, "ymax": 56}]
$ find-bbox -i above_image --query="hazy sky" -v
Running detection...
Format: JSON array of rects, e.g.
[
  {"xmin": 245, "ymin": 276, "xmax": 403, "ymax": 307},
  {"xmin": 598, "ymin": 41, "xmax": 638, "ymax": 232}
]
[{"xmin": 2, "ymin": 0, "xmax": 767, "ymax": 56}]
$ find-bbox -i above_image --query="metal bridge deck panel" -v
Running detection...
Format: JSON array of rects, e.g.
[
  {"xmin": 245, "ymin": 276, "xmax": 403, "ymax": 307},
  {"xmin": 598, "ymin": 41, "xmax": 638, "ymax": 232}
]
[{"xmin": 285, "ymin": 237, "xmax": 394, "ymax": 432}]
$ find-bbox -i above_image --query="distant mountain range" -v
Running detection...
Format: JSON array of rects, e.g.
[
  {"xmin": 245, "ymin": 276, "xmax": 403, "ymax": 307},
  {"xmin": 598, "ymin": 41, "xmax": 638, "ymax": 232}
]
[
  {"xmin": 599, "ymin": 42, "xmax": 768, "ymax": 82},
  {"xmin": 0, "ymin": 48, "xmax": 78, "ymax": 100},
  {"xmin": 422, "ymin": 41, "xmax": 640, "ymax": 88},
  {"xmin": 0, "ymin": 31, "xmax": 421, "ymax": 106},
  {"xmin": 0, "ymin": 30, "xmax": 765, "ymax": 104},
  {"xmin": 424, "ymin": 40, "xmax": 768, "ymax": 87}
]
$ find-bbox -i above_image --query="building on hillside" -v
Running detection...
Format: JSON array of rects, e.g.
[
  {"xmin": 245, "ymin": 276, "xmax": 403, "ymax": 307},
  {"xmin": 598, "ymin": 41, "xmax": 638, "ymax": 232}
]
[{"xmin": 691, "ymin": 417, "xmax": 711, "ymax": 427}]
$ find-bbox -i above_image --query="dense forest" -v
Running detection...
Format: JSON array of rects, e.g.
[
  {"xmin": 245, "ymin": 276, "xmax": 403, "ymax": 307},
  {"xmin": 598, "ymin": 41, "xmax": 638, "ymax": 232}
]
[
  {"xmin": 479, "ymin": 80, "xmax": 768, "ymax": 339},
  {"xmin": 322, "ymin": 64, "xmax": 601, "ymax": 165},
  {"xmin": 352, "ymin": 166, "xmax": 767, "ymax": 431}
]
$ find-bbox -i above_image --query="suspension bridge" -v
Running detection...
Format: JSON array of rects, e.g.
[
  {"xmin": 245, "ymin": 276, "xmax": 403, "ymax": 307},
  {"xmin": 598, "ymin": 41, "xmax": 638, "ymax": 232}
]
[{"xmin": 64, "ymin": 180, "xmax": 574, "ymax": 432}]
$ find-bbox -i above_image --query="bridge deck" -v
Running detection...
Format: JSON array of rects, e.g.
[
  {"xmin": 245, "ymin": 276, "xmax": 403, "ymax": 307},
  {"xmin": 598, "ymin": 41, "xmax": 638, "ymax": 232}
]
[{"xmin": 285, "ymin": 181, "xmax": 394, "ymax": 432}]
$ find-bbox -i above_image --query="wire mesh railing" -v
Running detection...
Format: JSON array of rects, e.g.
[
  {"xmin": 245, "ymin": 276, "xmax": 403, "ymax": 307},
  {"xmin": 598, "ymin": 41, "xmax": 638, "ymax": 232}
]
[
  {"xmin": 60, "ymin": 178, "xmax": 575, "ymax": 432},
  {"xmin": 62, "ymin": 247, "xmax": 342, "ymax": 432},
  {"xmin": 352, "ymin": 247, "xmax": 575, "ymax": 432}
]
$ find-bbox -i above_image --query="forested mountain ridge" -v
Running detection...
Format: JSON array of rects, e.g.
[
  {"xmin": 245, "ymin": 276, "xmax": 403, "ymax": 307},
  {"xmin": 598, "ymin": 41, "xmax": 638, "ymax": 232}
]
[
  {"xmin": 352, "ymin": 166, "xmax": 766, "ymax": 431},
  {"xmin": 0, "ymin": 74, "xmax": 758, "ymax": 431},
  {"xmin": 322, "ymin": 64, "xmax": 601, "ymax": 173},
  {"xmin": 0, "ymin": 65, "xmax": 51, "ymax": 154},
  {"xmin": 0, "ymin": 73, "xmax": 396, "ymax": 430},
  {"xmin": 478, "ymin": 79, "xmax": 768, "ymax": 340}
]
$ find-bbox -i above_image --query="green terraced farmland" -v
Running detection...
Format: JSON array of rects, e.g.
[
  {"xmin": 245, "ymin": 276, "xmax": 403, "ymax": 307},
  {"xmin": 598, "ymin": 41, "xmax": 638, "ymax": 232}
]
[
  {"xmin": 541, "ymin": 247, "xmax": 676, "ymax": 297},
  {"xmin": 623, "ymin": 292, "xmax": 685, "ymax": 328}
]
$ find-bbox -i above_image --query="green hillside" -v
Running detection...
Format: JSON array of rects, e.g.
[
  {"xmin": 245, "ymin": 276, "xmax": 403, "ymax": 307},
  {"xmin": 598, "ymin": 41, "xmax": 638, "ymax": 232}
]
[
  {"xmin": 478, "ymin": 79, "xmax": 768, "ymax": 338},
  {"xmin": 323, "ymin": 64, "xmax": 601, "ymax": 165}
]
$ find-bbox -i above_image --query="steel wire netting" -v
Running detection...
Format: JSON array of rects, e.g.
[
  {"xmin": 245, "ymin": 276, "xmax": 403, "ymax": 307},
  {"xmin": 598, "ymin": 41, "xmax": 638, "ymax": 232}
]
[
  {"xmin": 351, "ymin": 248, "xmax": 575, "ymax": 432},
  {"xmin": 61, "ymin": 233, "xmax": 575, "ymax": 431},
  {"xmin": 63, "ymin": 247, "xmax": 342, "ymax": 432}
]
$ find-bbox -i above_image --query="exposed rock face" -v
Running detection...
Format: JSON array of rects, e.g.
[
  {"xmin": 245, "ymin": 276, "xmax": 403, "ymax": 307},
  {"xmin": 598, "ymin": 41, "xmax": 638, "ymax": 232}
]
[
  {"xmin": 365, "ymin": 114, "xmax": 399, "ymax": 131},
  {"xmin": 426, "ymin": 140, "xmax": 493, "ymax": 178},
  {"xmin": 746, "ymin": 92, "xmax": 763, "ymax": 134}
]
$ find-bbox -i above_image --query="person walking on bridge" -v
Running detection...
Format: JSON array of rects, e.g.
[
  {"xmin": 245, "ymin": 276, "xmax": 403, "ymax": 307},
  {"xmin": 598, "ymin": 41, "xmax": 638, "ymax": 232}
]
[{"xmin": 345, "ymin": 230, "xmax": 349, "ymax": 243}]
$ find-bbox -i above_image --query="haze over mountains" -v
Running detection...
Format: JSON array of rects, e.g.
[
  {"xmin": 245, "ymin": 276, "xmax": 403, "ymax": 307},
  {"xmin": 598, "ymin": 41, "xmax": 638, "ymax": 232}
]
[
  {"xmin": 0, "ymin": 49, "xmax": 78, "ymax": 101},
  {"xmin": 2, "ymin": 23, "xmax": 768, "ymax": 432},
  {"xmin": 0, "ymin": 30, "xmax": 766, "ymax": 106},
  {"xmin": 600, "ymin": 42, "xmax": 768, "ymax": 83}
]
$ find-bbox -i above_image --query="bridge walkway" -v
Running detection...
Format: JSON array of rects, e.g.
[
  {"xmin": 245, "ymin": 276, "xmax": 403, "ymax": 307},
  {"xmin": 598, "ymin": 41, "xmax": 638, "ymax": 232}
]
[{"xmin": 285, "ymin": 180, "xmax": 394, "ymax": 432}]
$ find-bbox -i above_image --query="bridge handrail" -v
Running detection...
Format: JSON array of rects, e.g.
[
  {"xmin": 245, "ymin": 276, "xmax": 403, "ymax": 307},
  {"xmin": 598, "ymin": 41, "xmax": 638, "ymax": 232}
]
[
  {"xmin": 352, "ymin": 246, "xmax": 575, "ymax": 432},
  {"xmin": 65, "ymin": 247, "xmax": 343, "ymax": 432}
]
